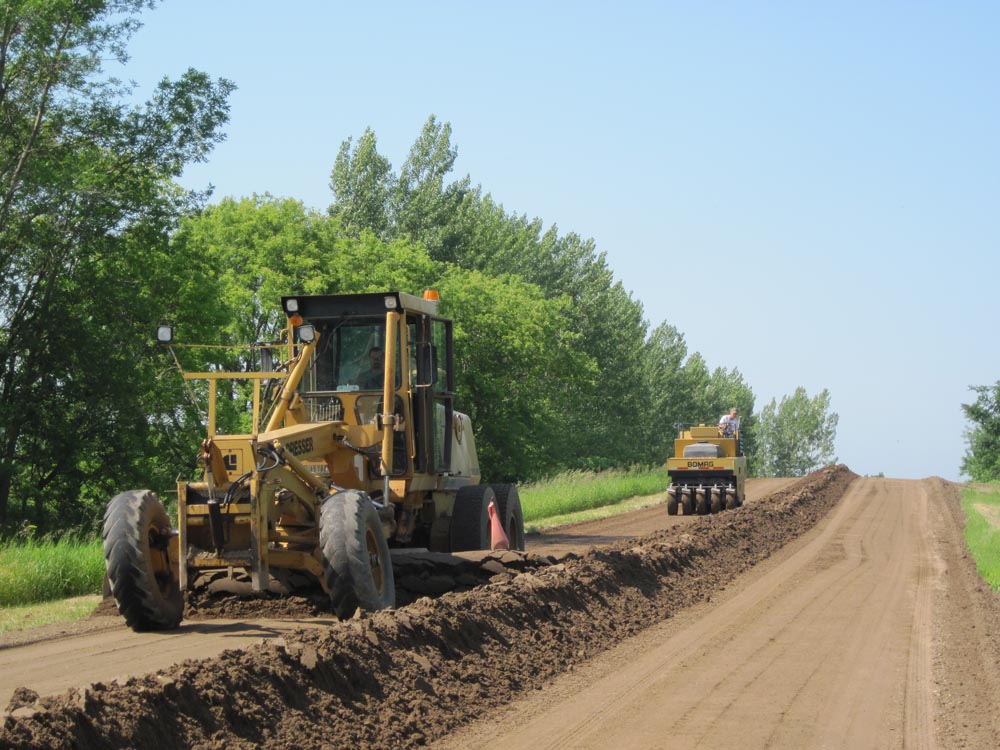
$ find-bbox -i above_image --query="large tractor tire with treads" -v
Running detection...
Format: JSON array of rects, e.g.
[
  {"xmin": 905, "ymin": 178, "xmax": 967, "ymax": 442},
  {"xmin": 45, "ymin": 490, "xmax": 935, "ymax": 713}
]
[
  {"xmin": 450, "ymin": 484, "xmax": 495, "ymax": 551},
  {"xmin": 320, "ymin": 490, "xmax": 395, "ymax": 619},
  {"xmin": 103, "ymin": 490, "xmax": 184, "ymax": 631},
  {"xmin": 491, "ymin": 484, "xmax": 526, "ymax": 551}
]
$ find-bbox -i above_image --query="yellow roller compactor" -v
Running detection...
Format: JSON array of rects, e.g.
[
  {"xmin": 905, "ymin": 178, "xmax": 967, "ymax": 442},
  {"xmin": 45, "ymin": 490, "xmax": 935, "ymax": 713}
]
[
  {"xmin": 102, "ymin": 291, "xmax": 525, "ymax": 631},
  {"xmin": 665, "ymin": 423, "xmax": 746, "ymax": 515}
]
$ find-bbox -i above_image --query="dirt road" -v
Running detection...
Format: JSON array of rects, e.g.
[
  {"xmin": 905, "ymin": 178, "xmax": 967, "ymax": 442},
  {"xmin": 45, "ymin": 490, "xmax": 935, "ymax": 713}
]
[
  {"xmin": 3, "ymin": 470, "xmax": 999, "ymax": 750},
  {"xmin": 440, "ymin": 476, "xmax": 984, "ymax": 749}
]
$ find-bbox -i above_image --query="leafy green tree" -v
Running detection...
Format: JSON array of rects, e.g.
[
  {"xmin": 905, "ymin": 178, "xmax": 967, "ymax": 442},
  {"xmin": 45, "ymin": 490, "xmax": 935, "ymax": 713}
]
[
  {"xmin": 961, "ymin": 382, "xmax": 1000, "ymax": 481},
  {"xmin": 172, "ymin": 195, "xmax": 444, "ymax": 338},
  {"xmin": 170, "ymin": 196, "xmax": 327, "ymax": 344},
  {"xmin": 165, "ymin": 196, "xmax": 442, "ymax": 436},
  {"xmin": 429, "ymin": 185, "xmax": 654, "ymax": 471},
  {"xmin": 697, "ymin": 368, "xmax": 754, "ymax": 424},
  {"xmin": 160, "ymin": 201, "xmax": 595, "ymax": 485},
  {"xmin": 568, "ymin": 276, "xmax": 648, "ymax": 470},
  {"xmin": 752, "ymin": 387, "xmax": 838, "ymax": 477},
  {"xmin": 328, "ymin": 117, "xmax": 801, "ymax": 479},
  {"xmin": 327, "ymin": 120, "xmax": 656, "ymax": 475},
  {"xmin": 0, "ymin": 0, "xmax": 233, "ymax": 532},
  {"xmin": 170, "ymin": 193, "xmax": 579, "ymax": 481},
  {"xmin": 641, "ymin": 323, "xmax": 693, "ymax": 460},
  {"xmin": 438, "ymin": 269, "xmax": 592, "ymax": 481},
  {"xmin": 313, "ymin": 224, "xmax": 442, "ymax": 296},
  {"xmin": 393, "ymin": 115, "xmax": 469, "ymax": 255},
  {"xmin": 328, "ymin": 128, "xmax": 395, "ymax": 238},
  {"xmin": 436, "ymin": 187, "xmax": 589, "ymax": 291},
  {"xmin": 641, "ymin": 324, "xmax": 755, "ymax": 463}
]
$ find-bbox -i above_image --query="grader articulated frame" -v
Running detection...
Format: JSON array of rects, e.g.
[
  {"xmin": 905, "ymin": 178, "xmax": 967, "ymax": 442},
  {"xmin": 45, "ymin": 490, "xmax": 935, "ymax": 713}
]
[{"xmin": 103, "ymin": 291, "xmax": 525, "ymax": 631}]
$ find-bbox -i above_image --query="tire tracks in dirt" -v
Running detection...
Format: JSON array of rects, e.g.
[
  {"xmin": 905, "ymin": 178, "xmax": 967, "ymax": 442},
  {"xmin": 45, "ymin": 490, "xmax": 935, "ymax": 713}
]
[{"xmin": 439, "ymin": 477, "xmax": 985, "ymax": 750}]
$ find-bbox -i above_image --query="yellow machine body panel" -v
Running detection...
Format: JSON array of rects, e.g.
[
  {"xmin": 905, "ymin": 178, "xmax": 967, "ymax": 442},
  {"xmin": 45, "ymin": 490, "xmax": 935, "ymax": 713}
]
[
  {"xmin": 103, "ymin": 291, "xmax": 525, "ymax": 633},
  {"xmin": 172, "ymin": 291, "xmax": 489, "ymax": 592},
  {"xmin": 665, "ymin": 423, "xmax": 747, "ymax": 515}
]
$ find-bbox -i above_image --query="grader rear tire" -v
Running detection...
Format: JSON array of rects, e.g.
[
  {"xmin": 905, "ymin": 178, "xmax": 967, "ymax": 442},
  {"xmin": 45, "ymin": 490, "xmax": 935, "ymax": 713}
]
[
  {"xmin": 491, "ymin": 484, "xmax": 526, "ymax": 552},
  {"xmin": 450, "ymin": 485, "xmax": 495, "ymax": 551},
  {"xmin": 319, "ymin": 490, "xmax": 395, "ymax": 620},
  {"xmin": 103, "ymin": 490, "xmax": 183, "ymax": 631}
]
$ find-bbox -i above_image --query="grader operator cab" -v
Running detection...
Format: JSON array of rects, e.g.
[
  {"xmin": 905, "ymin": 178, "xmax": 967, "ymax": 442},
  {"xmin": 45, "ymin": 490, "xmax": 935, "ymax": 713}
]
[
  {"xmin": 665, "ymin": 422, "xmax": 746, "ymax": 515},
  {"xmin": 103, "ymin": 291, "xmax": 525, "ymax": 631}
]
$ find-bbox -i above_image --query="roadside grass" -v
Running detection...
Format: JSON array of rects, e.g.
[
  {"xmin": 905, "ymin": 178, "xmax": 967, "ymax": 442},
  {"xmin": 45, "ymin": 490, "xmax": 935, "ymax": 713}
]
[
  {"xmin": 526, "ymin": 491, "xmax": 667, "ymax": 532},
  {"xmin": 0, "ymin": 595, "xmax": 103, "ymax": 634},
  {"xmin": 519, "ymin": 467, "xmax": 667, "ymax": 526},
  {"xmin": 961, "ymin": 483, "xmax": 1000, "ymax": 591},
  {"xmin": 0, "ymin": 535, "xmax": 104, "ymax": 608}
]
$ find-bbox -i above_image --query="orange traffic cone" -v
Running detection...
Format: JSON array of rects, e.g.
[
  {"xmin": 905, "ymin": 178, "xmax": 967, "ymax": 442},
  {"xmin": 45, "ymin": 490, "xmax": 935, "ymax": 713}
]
[{"xmin": 488, "ymin": 499, "xmax": 509, "ymax": 551}]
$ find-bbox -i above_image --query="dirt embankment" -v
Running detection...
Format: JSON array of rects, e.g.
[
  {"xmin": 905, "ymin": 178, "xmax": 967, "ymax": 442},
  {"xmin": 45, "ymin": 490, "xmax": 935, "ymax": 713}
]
[{"xmin": 1, "ymin": 466, "xmax": 854, "ymax": 750}]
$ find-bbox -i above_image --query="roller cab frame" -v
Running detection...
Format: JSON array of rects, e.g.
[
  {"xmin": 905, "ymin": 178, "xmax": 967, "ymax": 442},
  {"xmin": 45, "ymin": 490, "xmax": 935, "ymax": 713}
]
[{"xmin": 665, "ymin": 424, "xmax": 747, "ymax": 516}]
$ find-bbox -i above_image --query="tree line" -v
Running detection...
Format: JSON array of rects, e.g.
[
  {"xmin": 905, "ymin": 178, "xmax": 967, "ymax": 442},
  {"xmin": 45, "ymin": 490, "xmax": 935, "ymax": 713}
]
[
  {"xmin": 0, "ymin": 2, "xmax": 837, "ymax": 536},
  {"xmin": 962, "ymin": 382, "xmax": 1000, "ymax": 482}
]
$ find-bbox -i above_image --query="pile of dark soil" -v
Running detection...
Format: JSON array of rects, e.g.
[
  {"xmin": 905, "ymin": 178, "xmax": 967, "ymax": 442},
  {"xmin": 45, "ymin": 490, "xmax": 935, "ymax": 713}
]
[{"xmin": 0, "ymin": 465, "xmax": 855, "ymax": 750}]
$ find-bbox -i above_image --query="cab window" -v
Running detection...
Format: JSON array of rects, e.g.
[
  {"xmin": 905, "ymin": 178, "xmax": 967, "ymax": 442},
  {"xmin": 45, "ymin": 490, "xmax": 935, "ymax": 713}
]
[{"xmin": 303, "ymin": 320, "xmax": 401, "ymax": 392}]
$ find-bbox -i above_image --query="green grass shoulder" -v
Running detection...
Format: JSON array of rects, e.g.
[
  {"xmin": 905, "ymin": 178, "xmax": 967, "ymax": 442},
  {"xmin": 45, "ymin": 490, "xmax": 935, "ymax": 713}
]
[{"xmin": 961, "ymin": 483, "xmax": 1000, "ymax": 591}]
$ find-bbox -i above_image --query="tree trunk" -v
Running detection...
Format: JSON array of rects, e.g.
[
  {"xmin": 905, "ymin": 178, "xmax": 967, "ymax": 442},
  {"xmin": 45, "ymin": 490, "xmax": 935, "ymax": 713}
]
[{"xmin": 0, "ymin": 423, "xmax": 18, "ymax": 528}]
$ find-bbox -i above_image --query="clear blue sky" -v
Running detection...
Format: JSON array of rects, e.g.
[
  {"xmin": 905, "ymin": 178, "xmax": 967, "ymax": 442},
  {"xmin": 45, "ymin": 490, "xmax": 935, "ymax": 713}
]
[{"xmin": 117, "ymin": 1, "xmax": 999, "ymax": 481}]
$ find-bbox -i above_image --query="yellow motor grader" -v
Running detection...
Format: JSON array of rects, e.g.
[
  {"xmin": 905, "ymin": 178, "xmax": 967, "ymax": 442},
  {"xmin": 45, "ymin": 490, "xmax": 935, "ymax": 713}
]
[
  {"xmin": 665, "ymin": 423, "xmax": 746, "ymax": 515},
  {"xmin": 102, "ymin": 291, "xmax": 525, "ymax": 630}
]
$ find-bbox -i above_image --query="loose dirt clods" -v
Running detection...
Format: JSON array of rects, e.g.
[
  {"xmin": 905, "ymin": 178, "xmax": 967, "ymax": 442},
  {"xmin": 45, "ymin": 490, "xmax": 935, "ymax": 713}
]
[{"xmin": 1, "ymin": 466, "xmax": 856, "ymax": 750}]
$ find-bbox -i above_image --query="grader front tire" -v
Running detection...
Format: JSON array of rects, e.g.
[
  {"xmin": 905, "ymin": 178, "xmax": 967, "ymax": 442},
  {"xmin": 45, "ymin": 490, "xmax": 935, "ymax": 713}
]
[
  {"xmin": 103, "ymin": 490, "xmax": 184, "ymax": 631},
  {"xmin": 319, "ymin": 490, "xmax": 395, "ymax": 620}
]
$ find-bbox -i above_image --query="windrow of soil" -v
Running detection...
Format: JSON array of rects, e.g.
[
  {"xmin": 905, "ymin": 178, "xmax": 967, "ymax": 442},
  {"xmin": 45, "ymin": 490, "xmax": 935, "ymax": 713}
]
[{"xmin": 0, "ymin": 465, "xmax": 856, "ymax": 750}]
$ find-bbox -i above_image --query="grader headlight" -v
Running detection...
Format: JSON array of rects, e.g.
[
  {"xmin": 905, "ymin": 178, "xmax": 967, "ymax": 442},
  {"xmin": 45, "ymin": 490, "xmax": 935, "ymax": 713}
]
[
  {"xmin": 298, "ymin": 324, "xmax": 316, "ymax": 343},
  {"xmin": 156, "ymin": 325, "xmax": 174, "ymax": 343}
]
